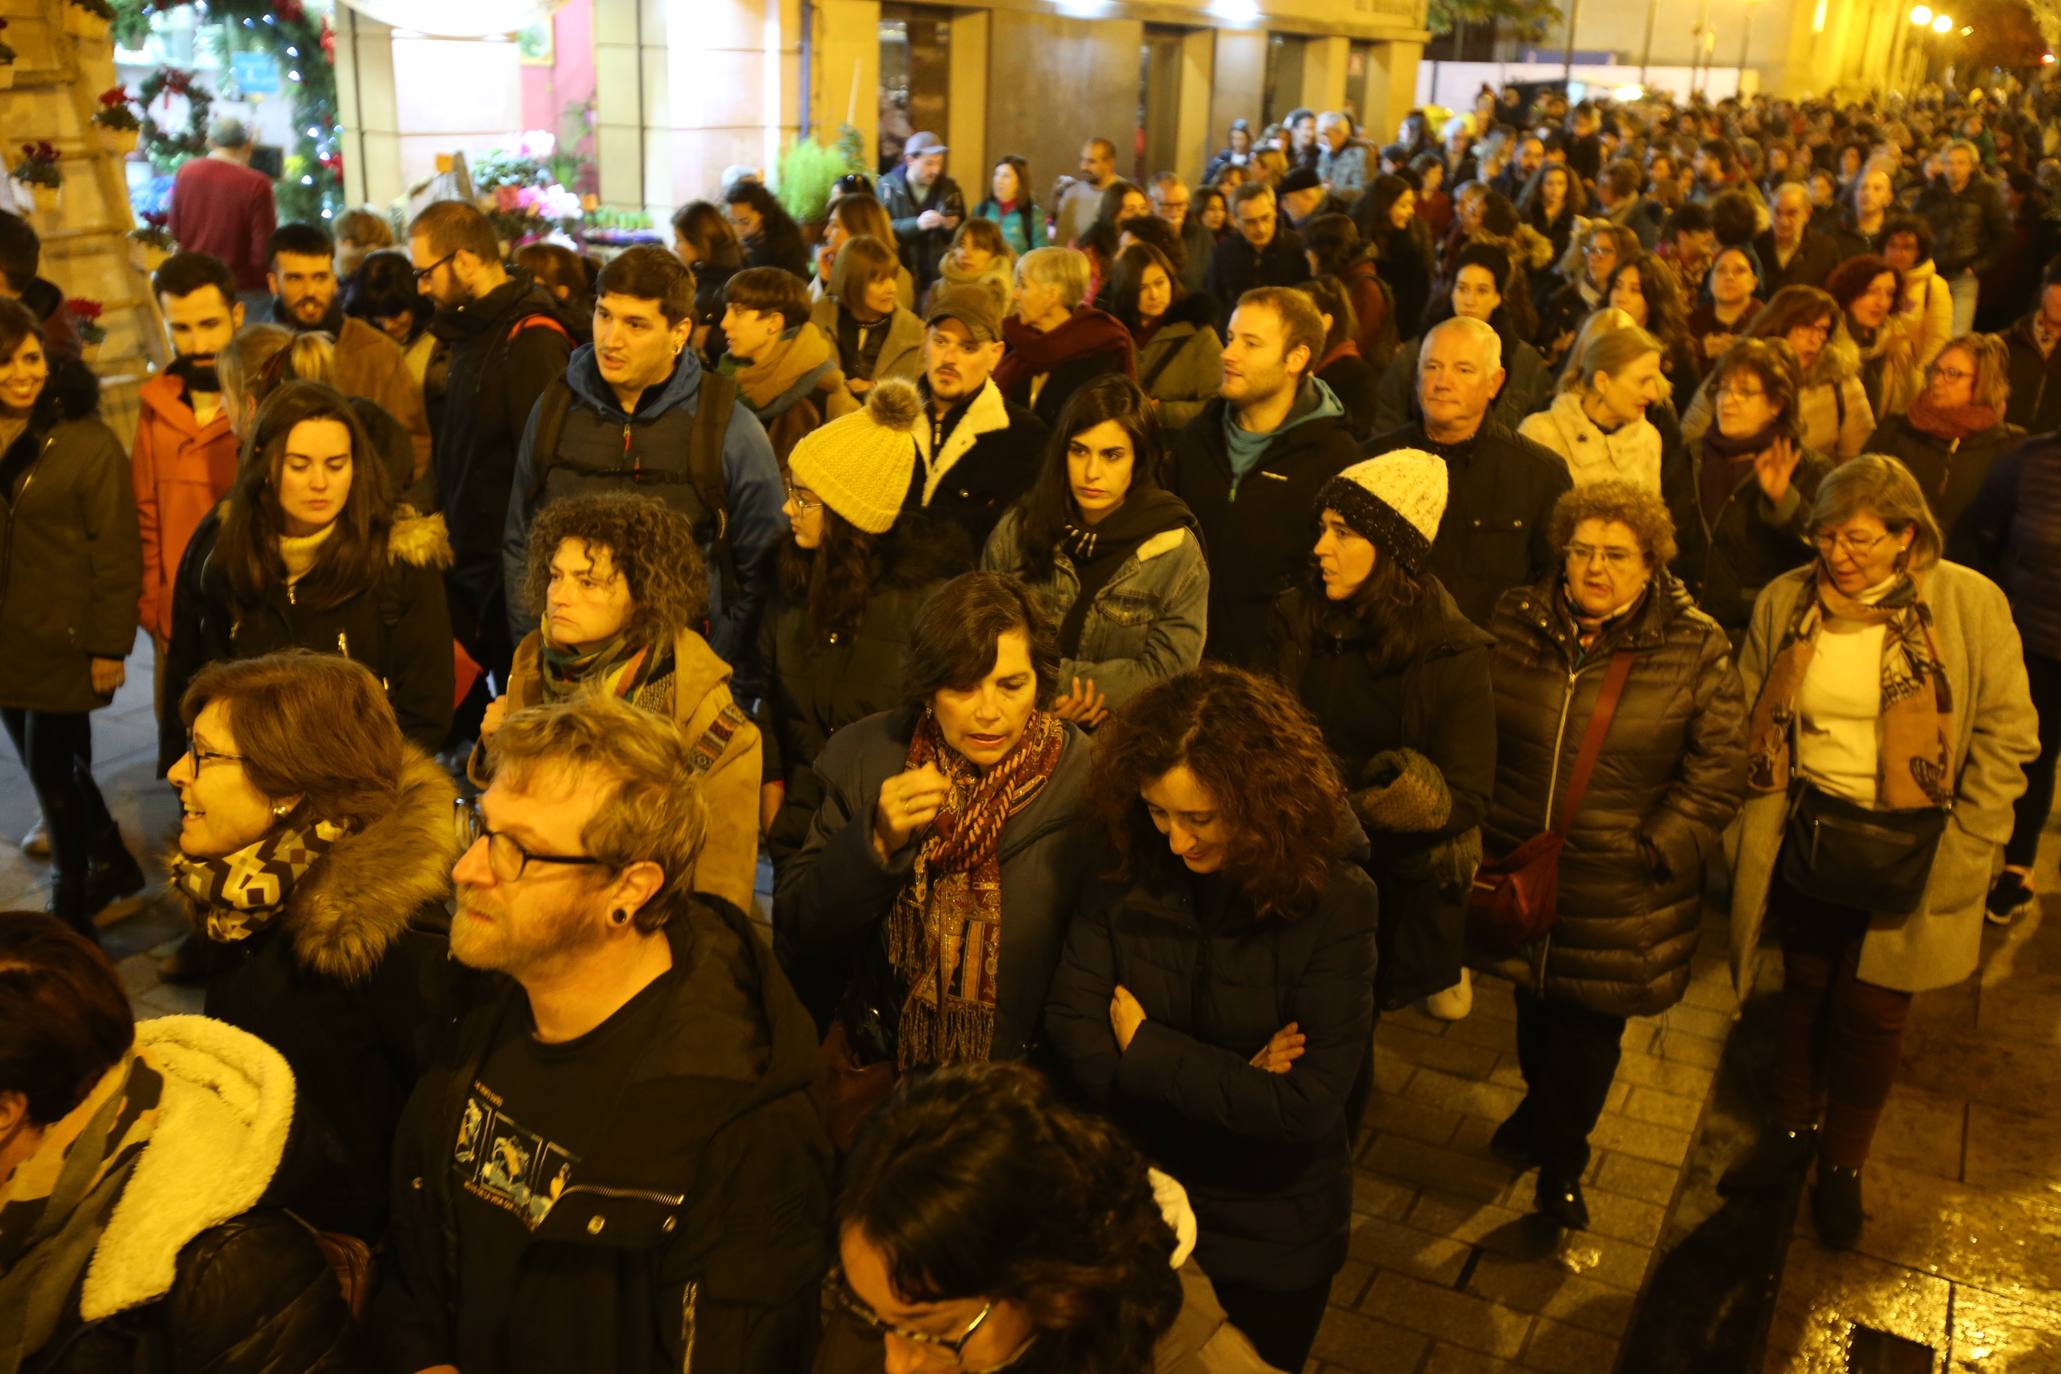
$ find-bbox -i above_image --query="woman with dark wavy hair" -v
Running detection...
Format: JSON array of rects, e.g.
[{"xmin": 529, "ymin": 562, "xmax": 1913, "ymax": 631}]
[
  {"xmin": 1045, "ymin": 663, "xmax": 1377, "ymax": 1372},
  {"xmin": 816, "ymin": 1061, "xmax": 1281, "ymax": 1374}
]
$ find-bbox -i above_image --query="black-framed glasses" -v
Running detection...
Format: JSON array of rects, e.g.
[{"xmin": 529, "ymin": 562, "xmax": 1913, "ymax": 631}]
[
  {"xmin": 184, "ymin": 732, "xmax": 245, "ymax": 769},
  {"xmin": 1812, "ymin": 530, "xmax": 1894, "ymax": 557},
  {"xmin": 823, "ymin": 1267, "xmax": 1034, "ymax": 1371},
  {"xmin": 412, "ymin": 249, "xmax": 457, "ymax": 284},
  {"xmin": 453, "ymin": 796, "xmax": 605, "ymax": 884}
]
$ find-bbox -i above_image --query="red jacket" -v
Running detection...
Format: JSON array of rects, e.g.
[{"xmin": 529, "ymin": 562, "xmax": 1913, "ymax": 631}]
[
  {"xmin": 132, "ymin": 372, "xmax": 238, "ymax": 642},
  {"xmin": 166, "ymin": 157, "xmax": 277, "ymax": 292}
]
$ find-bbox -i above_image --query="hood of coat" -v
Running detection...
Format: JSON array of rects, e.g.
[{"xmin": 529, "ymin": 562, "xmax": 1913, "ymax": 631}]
[
  {"xmin": 137, "ymin": 370, "xmax": 234, "ymax": 439},
  {"xmin": 732, "ymin": 321, "xmax": 846, "ymax": 415},
  {"xmin": 565, "ymin": 337, "xmax": 703, "ymax": 423},
  {"xmin": 389, "ymin": 509, "xmax": 454, "ymax": 570},
  {"xmin": 1802, "ymin": 327, "xmax": 1862, "ymax": 389},
  {"xmin": 168, "ymin": 743, "xmax": 459, "ymax": 982},
  {"xmin": 78, "ymin": 1016, "xmax": 297, "ymax": 1321}
]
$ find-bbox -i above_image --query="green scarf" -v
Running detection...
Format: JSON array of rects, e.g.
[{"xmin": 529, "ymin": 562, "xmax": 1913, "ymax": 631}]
[
  {"xmin": 0, "ymin": 1054, "xmax": 164, "ymax": 1374},
  {"xmin": 537, "ymin": 620, "xmax": 661, "ymax": 705},
  {"xmin": 1745, "ymin": 564, "xmax": 1955, "ymax": 809},
  {"xmin": 169, "ymin": 819, "xmax": 350, "ymax": 943}
]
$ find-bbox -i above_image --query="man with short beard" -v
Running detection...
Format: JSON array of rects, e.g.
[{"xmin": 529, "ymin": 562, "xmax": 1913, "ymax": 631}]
[
  {"xmin": 378, "ymin": 694, "xmax": 830, "ymax": 1374},
  {"xmin": 266, "ymin": 221, "xmax": 432, "ymax": 487},
  {"xmin": 904, "ymin": 284, "xmax": 1047, "ymax": 554}
]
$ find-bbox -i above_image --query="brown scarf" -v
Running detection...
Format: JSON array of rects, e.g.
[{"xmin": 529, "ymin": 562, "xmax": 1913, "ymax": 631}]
[
  {"xmin": 1745, "ymin": 564, "xmax": 1955, "ymax": 808},
  {"xmin": 1906, "ymin": 392, "xmax": 2001, "ymax": 443},
  {"xmin": 887, "ymin": 709, "xmax": 1066, "ymax": 1069}
]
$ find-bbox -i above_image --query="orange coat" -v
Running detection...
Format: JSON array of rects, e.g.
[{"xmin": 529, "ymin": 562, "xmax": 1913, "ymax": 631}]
[{"xmin": 132, "ymin": 372, "xmax": 238, "ymax": 643}]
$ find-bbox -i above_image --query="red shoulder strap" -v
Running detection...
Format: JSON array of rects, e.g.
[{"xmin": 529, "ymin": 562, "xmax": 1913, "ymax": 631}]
[
  {"xmin": 506, "ymin": 314, "xmax": 571, "ymax": 343},
  {"xmin": 1553, "ymin": 652, "xmax": 1635, "ymax": 835}
]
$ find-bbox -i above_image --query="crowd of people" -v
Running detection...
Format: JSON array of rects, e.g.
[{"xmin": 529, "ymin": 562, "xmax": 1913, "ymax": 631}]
[{"xmin": 2, "ymin": 69, "xmax": 2060, "ymax": 1373}]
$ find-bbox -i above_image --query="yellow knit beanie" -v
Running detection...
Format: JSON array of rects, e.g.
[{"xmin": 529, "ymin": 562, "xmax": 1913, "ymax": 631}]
[{"xmin": 787, "ymin": 377, "xmax": 922, "ymax": 534}]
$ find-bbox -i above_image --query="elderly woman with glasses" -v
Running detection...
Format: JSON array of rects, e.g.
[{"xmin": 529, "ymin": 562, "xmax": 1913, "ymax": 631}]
[
  {"xmin": 164, "ymin": 650, "xmax": 462, "ymax": 1240},
  {"xmin": 1477, "ymin": 481, "xmax": 1746, "ymax": 1234},
  {"xmin": 1860, "ymin": 333, "xmax": 2024, "ymax": 536},
  {"xmin": 1661, "ymin": 338, "xmax": 1835, "ymax": 644},
  {"xmin": 1725, "ymin": 454, "xmax": 2036, "ymax": 1250}
]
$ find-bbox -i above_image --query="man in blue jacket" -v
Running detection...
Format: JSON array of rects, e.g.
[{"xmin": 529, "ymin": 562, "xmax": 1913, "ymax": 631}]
[{"xmin": 503, "ymin": 245, "xmax": 785, "ymax": 693}]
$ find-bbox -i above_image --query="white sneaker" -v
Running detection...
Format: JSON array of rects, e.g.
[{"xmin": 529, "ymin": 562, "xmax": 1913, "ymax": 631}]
[
  {"xmin": 1424, "ymin": 969, "xmax": 1473, "ymax": 1021},
  {"xmin": 20, "ymin": 821, "xmax": 48, "ymax": 860}
]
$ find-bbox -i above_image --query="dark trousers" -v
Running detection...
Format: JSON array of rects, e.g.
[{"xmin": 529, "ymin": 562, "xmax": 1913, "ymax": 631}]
[
  {"xmin": 1768, "ymin": 879, "xmax": 1913, "ymax": 1168},
  {"xmin": 2004, "ymin": 652, "xmax": 2061, "ymax": 868},
  {"xmin": 2, "ymin": 708, "xmax": 114, "ymax": 894},
  {"xmin": 1213, "ymin": 1276, "xmax": 1334, "ymax": 1372},
  {"xmin": 1513, "ymin": 986, "xmax": 1628, "ymax": 1177}
]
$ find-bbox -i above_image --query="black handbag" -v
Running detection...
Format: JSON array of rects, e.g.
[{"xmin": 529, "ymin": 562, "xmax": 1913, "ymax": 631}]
[{"xmin": 1778, "ymin": 782, "xmax": 1949, "ymax": 917}]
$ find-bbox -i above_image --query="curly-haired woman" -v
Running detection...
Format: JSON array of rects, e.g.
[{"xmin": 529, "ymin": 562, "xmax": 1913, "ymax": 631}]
[
  {"xmin": 474, "ymin": 490, "xmax": 762, "ymax": 914},
  {"xmin": 1603, "ymin": 252, "xmax": 1701, "ymax": 394},
  {"xmin": 816, "ymin": 1062, "xmax": 1282, "ymax": 1374},
  {"xmin": 1479, "ymin": 481, "xmax": 1745, "ymax": 1232},
  {"xmin": 1044, "ymin": 663, "xmax": 1378, "ymax": 1372}
]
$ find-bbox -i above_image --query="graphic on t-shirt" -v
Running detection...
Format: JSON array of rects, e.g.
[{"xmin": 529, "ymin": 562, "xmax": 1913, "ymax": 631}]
[{"xmin": 454, "ymin": 1080, "xmax": 579, "ymax": 1229}]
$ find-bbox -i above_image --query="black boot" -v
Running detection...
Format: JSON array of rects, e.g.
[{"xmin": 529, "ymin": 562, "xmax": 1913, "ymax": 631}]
[
  {"xmin": 1490, "ymin": 1101, "xmax": 1544, "ymax": 1168},
  {"xmin": 83, "ymin": 832, "xmax": 146, "ymax": 914},
  {"xmin": 1534, "ymin": 1169, "xmax": 1590, "ymax": 1231},
  {"xmin": 1811, "ymin": 1164, "xmax": 1865, "ymax": 1250},
  {"xmin": 47, "ymin": 876, "xmax": 99, "ymax": 943},
  {"xmin": 1719, "ymin": 1124, "xmax": 1819, "ymax": 1195}
]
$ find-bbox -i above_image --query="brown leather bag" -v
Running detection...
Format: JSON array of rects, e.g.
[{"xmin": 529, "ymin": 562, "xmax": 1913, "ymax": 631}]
[{"xmin": 1468, "ymin": 652, "xmax": 1635, "ymax": 954}]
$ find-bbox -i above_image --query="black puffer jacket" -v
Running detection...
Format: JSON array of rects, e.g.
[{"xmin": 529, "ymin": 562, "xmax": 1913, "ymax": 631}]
[
  {"xmin": 2002, "ymin": 312, "xmax": 2061, "ymax": 435},
  {"xmin": 1366, "ymin": 418, "xmax": 1573, "ymax": 630},
  {"xmin": 1860, "ymin": 412, "xmax": 2026, "ymax": 540},
  {"xmin": 1266, "ymin": 578, "xmax": 1497, "ymax": 1009},
  {"xmin": 0, "ymin": 372, "xmax": 139, "ymax": 715},
  {"xmin": 1043, "ymin": 834, "xmax": 1378, "ymax": 1292},
  {"xmin": 1912, "ymin": 172, "xmax": 2013, "ymax": 278},
  {"xmin": 1948, "ymin": 433, "xmax": 2061, "ymax": 660},
  {"xmin": 1661, "ymin": 438, "xmax": 1833, "ymax": 644},
  {"xmin": 1479, "ymin": 573, "xmax": 1747, "ymax": 1018}
]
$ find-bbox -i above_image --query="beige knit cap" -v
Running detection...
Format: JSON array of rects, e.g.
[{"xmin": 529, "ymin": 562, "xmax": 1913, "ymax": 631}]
[{"xmin": 786, "ymin": 377, "xmax": 922, "ymax": 534}]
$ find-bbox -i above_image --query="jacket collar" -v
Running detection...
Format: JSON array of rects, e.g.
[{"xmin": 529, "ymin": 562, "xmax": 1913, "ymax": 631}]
[
  {"xmin": 138, "ymin": 371, "xmax": 234, "ymax": 442},
  {"xmin": 566, "ymin": 341, "xmax": 702, "ymax": 422},
  {"xmin": 1511, "ymin": 566, "xmax": 1694, "ymax": 654},
  {"xmin": 915, "ymin": 376, "xmax": 1012, "ymax": 500},
  {"xmin": 429, "ymin": 270, "xmax": 560, "ymax": 343}
]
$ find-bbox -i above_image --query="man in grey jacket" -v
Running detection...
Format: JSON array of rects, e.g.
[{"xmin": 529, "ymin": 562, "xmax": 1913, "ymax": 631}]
[{"xmin": 1915, "ymin": 140, "xmax": 2013, "ymax": 336}]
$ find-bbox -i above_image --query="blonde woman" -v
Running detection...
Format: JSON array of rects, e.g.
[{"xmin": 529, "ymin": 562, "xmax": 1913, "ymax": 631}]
[{"xmin": 1520, "ymin": 316, "xmax": 1669, "ymax": 491}]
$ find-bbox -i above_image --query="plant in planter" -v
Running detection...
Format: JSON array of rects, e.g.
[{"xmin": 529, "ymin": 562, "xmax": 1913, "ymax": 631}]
[
  {"xmin": 65, "ymin": 0, "xmax": 116, "ymax": 42},
  {"xmin": 92, "ymin": 86, "xmax": 142, "ymax": 156},
  {"xmin": 12, "ymin": 143, "xmax": 62, "ymax": 217},
  {"xmin": 129, "ymin": 211, "xmax": 175, "ymax": 273},
  {"xmin": 65, "ymin": 299, "xmax": 108, "ymax": 362},
  {"xmin": 0, "ymin": 21, "xmax": 17, "ymax": 93}
]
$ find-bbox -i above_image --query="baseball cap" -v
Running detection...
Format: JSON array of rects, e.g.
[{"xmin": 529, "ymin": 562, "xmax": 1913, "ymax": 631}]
[
  {"xmin": 905, "ymin": 131, "xmax": 949, "ymax": 157},
  {"xmin": 925, "ymin": 284, "xmax": 1003, "ymax": 343},
  {"xmin": 1279, "ymin": 167, "xmax": 1323, "ymax": 196}
]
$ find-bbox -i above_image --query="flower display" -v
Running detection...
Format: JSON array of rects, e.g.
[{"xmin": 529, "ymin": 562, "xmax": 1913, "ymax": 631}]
[
  {"xmin": 64, "ymin": 298, "xmax": 108, "ymax": 346},
  {"xmin": 13, "ymin": 142, "xmax": 61, "ymax": 189},
  {"xmin": 93, "ymin": 86, "xmax": 142, "ymax": 132}
]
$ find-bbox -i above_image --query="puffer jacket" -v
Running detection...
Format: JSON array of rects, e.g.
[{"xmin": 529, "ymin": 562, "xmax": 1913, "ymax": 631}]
[
  {"xmin": 2002, "ymin": 311, "xmax": 2061, "ymax": 435},
  {"xmin": 1678, "ymin": 332, "xmax": 1874, "ymax": 460},
  {"xmin": 0, "ymin": 377, "xmax": 139, "ymax": 715},
  {"xmin": 1660, "ymin": 437, "xmax": 1834, "ymax": 643},
  {"xmin": 175, "ymin": 743, "xmax": 464, "ymax": 1241},
  {"xmin": 775, "ymin": 704, "xmax": 1093, "ymax": 1053},
  {"xmin": 1948, "ymin": 433, "xmax": 2061, "ymax": 659},
  {"xmin": 1518, "ymin": 389, "xmax": 1664, "ymax": 491},
  {"xmin": 32, "ymin": 1017, "xmax": 364, "ymax": 1374},
  {"xmin": 1861, "ymin": 412, "xmax": 2026, "ymax": 539},
  {"xmin": 1043, "ymin": 831, "xmax": 1378, "ymax": 1292},
  {"xmin": 1913, "ymin": 172, "xmax": 2013, "ymax": 278},
  {"xmin": 980, "ymin": 504, "xmax": 1208, "ymax": 708},
  {"xmin": 1135, "ymin": 294, "xmax": 1224, "ymax": 430},
  {"xmin": 1479, "ymin": 572, "xmax": 1747, "ymax": 1017}
]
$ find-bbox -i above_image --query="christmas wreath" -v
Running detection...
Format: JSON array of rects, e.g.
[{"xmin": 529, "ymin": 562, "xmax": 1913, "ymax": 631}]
[{"xmin": 139, "ymin": 66, "xmax": 209, "ymax": 168}]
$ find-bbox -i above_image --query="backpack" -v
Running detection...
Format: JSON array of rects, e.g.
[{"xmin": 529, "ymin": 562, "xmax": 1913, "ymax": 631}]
[{"xmin": 522, "ymin": 369, "xmax": 741, "ymax": 589}]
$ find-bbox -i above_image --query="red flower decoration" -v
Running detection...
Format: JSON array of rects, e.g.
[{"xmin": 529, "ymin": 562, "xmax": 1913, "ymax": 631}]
[
  {"xmin": 64, "ymin": 298, "xmax": 104, "ymax": 322},
  {"xmin": 142, "ymin": 209, "xmax": 169, "ymax": 230},
  {"xmin": 319, "ymin": 17, "xmax": 334, "ymax": 60},
  {"xmin": 273, "ymin": 0, "xmax": 305, "ymax": 22},
  {"xmin": 98, "ymin": 85, "xmax": 130, "ymax": 108},
  {"xmin": 19, "ymin": 141, "xmax": 59, "ymax": 165}
]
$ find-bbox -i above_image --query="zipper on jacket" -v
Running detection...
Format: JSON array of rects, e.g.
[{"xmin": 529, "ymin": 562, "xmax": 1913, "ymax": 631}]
[
  {"xmin": 625, "ymin": 421, "xmax": 636, "ymax": 477},
  {"xmin": 554, "ymin": 1181, "xmax": 689, "ymax": 1208},
  {"xmin": 680, "ymin": 1279, "xmax": 699, "ymax": 1373},
  {"xmin": 0, "ymin": 434, "xmax": 52, "ymax": 603},
  {"xmin": 1534, "ymin": 655, "xmax": 1600, "ymax": 996}
]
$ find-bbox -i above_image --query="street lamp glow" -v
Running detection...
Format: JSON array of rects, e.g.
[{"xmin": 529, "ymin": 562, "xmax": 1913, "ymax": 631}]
[
  {"xmin": 1932, "ymin": 14, "xmax": 1952, "ymax": 32},
  {"xmin": 1909, "ymin": 4, "xmax": 1931, "ymax": 23},
  {"xmin": 1959, "ymin": 24, "xmax": 1972, "ymax": 33}
]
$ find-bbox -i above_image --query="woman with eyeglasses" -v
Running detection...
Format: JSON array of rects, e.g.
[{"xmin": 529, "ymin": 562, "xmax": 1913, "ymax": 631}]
[
  {"xmin": 1479, "ymin": 482, "xmax": 1746, "ymax": 1234},
  {"xmin": 1860, "ymin": 333, "xmax": 2023, "ymax": 537},
  {"xmin": 1686, "ymin": 244, "xmax": 1765, "ymax": 368},
  {"xmin": 1724, "ymin": 455, "xmax": 2035, "ymax": 1249},
  {"xmin": 164, "ymin": 650, "xmax": 463, "ymax": 1240},
  {"xmin": 1661, "ymin": 338, "xmax": 1833, "ymax": 643},
  {"xmin": 1677, "ymin": 286, "xmax": 1875, "ymax": 461},
  {"xmin": 472, "ymin": 490, "xmax": 761, "ymax": 915},
  {"xmin": 816, "ymin": 1062, "xmax": 1283, "ymax": 1373}
]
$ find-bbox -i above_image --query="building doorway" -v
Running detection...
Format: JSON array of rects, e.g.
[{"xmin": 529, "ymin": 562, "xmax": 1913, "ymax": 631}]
[
  {"xmin": 1139, "ymin": 26, "xmax": 1185, "ymax": 183},
  {"xmin": 1263, "ymin": 33, "xmax": 1308, "ymax": 127},
  {"xmin": 879, "ymin": 3, "xmax": 950, "ymax": 174}
]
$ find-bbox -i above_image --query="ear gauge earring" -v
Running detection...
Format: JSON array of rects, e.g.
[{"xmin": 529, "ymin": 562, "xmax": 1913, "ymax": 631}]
[
  {"xmin": 611, "ymin": 908, "xmax": 631, "ymax": 926},
  {"xmin": 272, "ymin": 803, "xmax": 290, "ymax": 819}
]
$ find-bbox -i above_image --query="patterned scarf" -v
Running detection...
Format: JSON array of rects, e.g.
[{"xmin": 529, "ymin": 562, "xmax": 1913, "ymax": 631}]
[
  {"xmin": 1745, "ymin": 564, "xmax": 1955, "ymax": 809},
  {"xmin": 0, "ymin": 1054, "xmax": 163, "ymax": 1374},
  {"xmin": 537, "ymin": 621, "xmax": 660, "ymax": 704},
  {"xmin": 169, "ymin": 819, "xmax": 350, "ymax": 943},
  {"xmin": 887, "ymin": 709, "xmax": 1067, "ymax": 1069}
]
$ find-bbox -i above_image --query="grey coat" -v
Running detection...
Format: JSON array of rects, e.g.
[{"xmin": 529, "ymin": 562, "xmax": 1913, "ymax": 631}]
[
  {"xmin": 1728, "ymin": 560, "xmax": 2039, "ymax": 998},
  {"xmin": 808, "ymin": 297, "xmax": 925, "ymax": 389},
  {"xmin": 1136, "ymin": 299, "xmax": 1224, "ymax": 430},
  {"xmin": 980, "ymin": 508, "xmax": 1209, "ymax": 707}
]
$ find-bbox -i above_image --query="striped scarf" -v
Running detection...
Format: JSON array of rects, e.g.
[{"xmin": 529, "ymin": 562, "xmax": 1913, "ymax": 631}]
[
  {"xmin": 169, "ymin": 819, "xmax": 350, "ymax": 943},
  {"xmin": 888, "ymin": 709, "xmax": 1066, "ymax": 1069}
]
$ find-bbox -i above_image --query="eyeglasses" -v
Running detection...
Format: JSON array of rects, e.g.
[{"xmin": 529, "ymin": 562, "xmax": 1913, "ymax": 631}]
[
  {"xmin": 824, "ymin": 1267, "xmax": 1017, "ymax": 1370},
  {"xmin": 1583, "ymin": 242, "xmax": 1616, "ymax": 257},
  {"xmin": 183, "ymin": 732, "xmax": 244, "ymax": 769},
  {"xmin": 1565, "ymin": 542, "xmax": 1642, "ymax": 568},
  {"xmin": 1812, "ymin": 530, "xmax": 1895, "ymax": 556},
  {"xmin": 784, "ymin": 483, "xmax": 823, "ymax": 514},
  {"xmin": 412, "ymin": 250, "xmax": 456, "ymax": 284},
  {"xmin": 453, "ymin": 796, "xmax": 605, "ymax": 884},
  {"xmin": 1718, "ymin": 383, "xmax": 1768, "ymax": 402},
  {"xmin": 1931, "ymin": 364, "xmax": 1974, "ymax": 383},
  {"xmin": 1792, "ymin": 321, "xmax": 1834, "ymax": 340}
]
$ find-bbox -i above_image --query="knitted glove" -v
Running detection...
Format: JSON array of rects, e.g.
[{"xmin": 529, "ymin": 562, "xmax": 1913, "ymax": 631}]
[
  {"xmin": 1427, "ymin": 826, "xmax": 1484, "ymax": 902},
  {"xmin": 1351, "ymin": 748, "xmax": 1453, "ymax": 833}
]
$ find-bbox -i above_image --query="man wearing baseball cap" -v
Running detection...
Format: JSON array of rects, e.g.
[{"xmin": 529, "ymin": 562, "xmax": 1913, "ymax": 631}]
[
  {"xmin": 903, "ymin": 283, "xmax": 1048, "ymax": 554},
  {"xmin": 879, "ymin": 131, "xmax": 964, "ymax": 296}
]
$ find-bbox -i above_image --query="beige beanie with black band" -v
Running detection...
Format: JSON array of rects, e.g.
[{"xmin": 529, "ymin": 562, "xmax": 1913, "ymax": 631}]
[
  {"xmin": 1315, "ymin": 450, "xmax": 1449, "ymax": 575},
  {"xmin": 787, "ymin": 377, "xmax": 922, "ymax": 534}
]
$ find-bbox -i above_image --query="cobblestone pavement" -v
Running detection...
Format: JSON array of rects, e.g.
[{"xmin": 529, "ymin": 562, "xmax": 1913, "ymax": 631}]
[{"xmin": 8, "ymin": 639, "xmax": 2059, "ymax": 1373}]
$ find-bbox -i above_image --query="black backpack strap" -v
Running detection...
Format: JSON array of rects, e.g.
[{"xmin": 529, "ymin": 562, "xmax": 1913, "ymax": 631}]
[
  {"xmin": 521, "ymin": 378, "xmax": 577, "ymax": 515},
  {"xmin": 691, "ymin": 372, "xmax": 740, "ymax": 591}
]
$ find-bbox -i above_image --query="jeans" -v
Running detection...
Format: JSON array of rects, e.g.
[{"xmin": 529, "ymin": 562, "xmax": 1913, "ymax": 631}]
[
  {"xmin": 1947, "ymin": 270, "xmax": 1980, "ymax": 338},
  {"xmin": 1513, "ymin": 987, "xmax": 1629, "ymax": 1177},
  {"xmin": 2005, "ymin": 652, "xmax": 2061, "ymax": 868}
]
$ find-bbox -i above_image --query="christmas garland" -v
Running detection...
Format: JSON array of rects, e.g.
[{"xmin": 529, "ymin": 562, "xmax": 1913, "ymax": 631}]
[{"xmin": 138, "ymin": 65, "xmax": 209, "ymax": 167}]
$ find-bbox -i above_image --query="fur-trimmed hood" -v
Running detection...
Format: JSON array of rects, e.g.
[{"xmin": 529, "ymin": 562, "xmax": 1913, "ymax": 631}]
[
  {"xmin": 387, "ymin": 508, "xmax": 453, "ymax": 570},
  {"xmin": 169, "ymin": 743, "xmax": 459, "ymax": 982},
  {"xmin": 78, "ymin": 1017, "xmax": 296, "ymax": 1321},
  {"xmin": 1802, "ymin": 327, "xmax": 1862, "ymax": 389}
]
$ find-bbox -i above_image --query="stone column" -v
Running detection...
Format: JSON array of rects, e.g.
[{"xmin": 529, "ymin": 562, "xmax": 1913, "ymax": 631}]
[
  {"xmin": 1363, "ymin": 39, "xmax": 1425, "ymax": 144},
  {"xmin": 1175, "ymin": 29, "xmax": 1217, "ymax": 188},
  {"xmin": 948, "ymin": 10, "xmax": 990, "ymax": 197},
  {"xmin": 1301, "ymin": 34, "xmax": 1352, "ymax": 115},
  {"xmin": 815, "ymin": 0, "xmax": 882, "ymax": 169}
]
